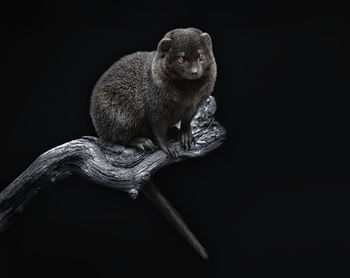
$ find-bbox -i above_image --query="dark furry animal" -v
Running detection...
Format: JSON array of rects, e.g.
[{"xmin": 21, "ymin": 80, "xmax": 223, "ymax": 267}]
[{"xmin": 90, "ymin": 27, "xmax": 217, "ymax": 158}]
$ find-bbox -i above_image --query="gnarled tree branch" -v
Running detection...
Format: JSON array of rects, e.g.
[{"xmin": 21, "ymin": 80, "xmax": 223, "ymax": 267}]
[{"xmin": 0, "ymin": 96, "xmax": 226, "ymax": 259}]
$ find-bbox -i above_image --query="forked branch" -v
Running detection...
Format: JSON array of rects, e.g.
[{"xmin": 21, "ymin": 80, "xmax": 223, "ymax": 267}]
[{"xmin": 0, "ymin": 96, "xmax": 226, "ymax": 259}]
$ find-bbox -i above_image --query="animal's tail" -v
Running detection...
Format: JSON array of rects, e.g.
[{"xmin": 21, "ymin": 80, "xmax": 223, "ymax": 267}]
[{"xmin": 142, "ymin": 182, "xmax": 208, "ymax": 260}]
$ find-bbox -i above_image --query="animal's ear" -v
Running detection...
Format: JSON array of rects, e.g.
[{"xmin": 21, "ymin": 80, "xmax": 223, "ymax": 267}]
[
  {"xmin": 201, "ymin": 32, "xmax": 212, "ymax": 49},
  {"xmin": 157, "ymin": 38, "xmax": 173, "ymax": 53}
]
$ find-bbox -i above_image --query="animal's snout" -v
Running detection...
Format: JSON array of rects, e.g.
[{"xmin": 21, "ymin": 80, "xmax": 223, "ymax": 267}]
[{"xmin": 190, "ymin": 67, "xmax": 198, "ymax": 75}]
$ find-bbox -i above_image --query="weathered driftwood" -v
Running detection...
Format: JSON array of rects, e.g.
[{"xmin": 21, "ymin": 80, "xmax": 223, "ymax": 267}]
[{"xmin": 0, "ymin": 96, "xmax": 226, "ymax": 259}]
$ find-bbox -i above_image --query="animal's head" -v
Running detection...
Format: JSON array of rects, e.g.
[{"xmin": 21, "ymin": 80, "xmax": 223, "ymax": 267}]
[{"xmin": 156, "ymin": 27, "xmax": 215, "ymax": 80}]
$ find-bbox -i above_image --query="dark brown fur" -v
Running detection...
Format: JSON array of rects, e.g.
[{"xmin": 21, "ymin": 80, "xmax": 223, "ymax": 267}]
[{"xmin": 90, "ymin": 27, "xmax": 217, "ymax": 157}]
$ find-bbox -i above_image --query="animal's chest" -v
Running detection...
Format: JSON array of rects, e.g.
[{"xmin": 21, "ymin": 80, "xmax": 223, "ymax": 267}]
[
  {"xmin": 168, "ymin": 93, "xmax": 188, "ymax": 110},
  {"xmin": 167, "ymin": 89, "xmax": 197, "ymax": 114},
  {"xmin": 149, "ymin": 82, "xmax": 205, "ymax": 124},
  {"xmin": 163, "ymin": 91, "xmax": 203, "ymax": 127}
]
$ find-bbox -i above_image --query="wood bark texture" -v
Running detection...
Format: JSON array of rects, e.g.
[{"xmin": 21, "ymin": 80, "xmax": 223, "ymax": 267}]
[{"xmin": 0, "ymin": 96, "xmax": 226, "ymax": 257}]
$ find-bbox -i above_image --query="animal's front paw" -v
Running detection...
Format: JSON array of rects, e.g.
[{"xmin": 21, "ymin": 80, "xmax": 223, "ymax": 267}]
[
  {"xmin": 180, "ymin": 127, "xmax": 195, "ymax": 150},
  {"xmin": 129, "ymin": 137, "xmax": 155, "ymax": 151},
  {"xmin": 160, "ymin": 142, "xmax": 179, "ymax": 159}
]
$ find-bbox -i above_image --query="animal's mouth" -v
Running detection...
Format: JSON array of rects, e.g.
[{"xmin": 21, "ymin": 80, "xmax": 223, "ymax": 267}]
[{"xmin": 186, "ymin": 74, "xmax": 202, "ymax": 80}]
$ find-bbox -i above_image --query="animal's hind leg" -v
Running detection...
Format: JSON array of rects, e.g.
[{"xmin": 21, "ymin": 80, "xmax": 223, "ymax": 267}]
[{"xmin": 128, "ymin": 137, "xmax": 155, "ymax": 151}]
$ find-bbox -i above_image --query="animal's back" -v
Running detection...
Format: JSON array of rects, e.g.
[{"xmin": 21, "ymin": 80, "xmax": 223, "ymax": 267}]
[{"xmin": 90, "ymin": 51, "xmax": 155, "ymax": 144}]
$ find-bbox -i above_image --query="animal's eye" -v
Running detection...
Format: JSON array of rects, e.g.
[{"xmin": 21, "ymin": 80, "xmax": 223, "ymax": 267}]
[
  {"xmin": 199, "ymin": 54, "xmax": 205, "ymax": 61},
  {"xmin": 177, "ymin": 57, "xmax": 184, "ymax": 64}
]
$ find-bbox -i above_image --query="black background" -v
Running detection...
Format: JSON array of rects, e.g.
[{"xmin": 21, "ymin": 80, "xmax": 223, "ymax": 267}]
[{"xmin": 1, "ymin": 1, "xmax": 350, "ymax": 277}]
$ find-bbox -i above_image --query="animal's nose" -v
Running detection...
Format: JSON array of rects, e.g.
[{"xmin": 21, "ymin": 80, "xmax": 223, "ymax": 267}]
[{"xmin": 190, "ymin": 68, "xmax": 198, "ymax": 75}]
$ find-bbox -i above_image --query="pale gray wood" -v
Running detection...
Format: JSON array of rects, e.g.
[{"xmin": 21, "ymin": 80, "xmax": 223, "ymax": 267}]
[{"xmin": 0, "ymin": 96, "xmax": 226, "ymax": 258}]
